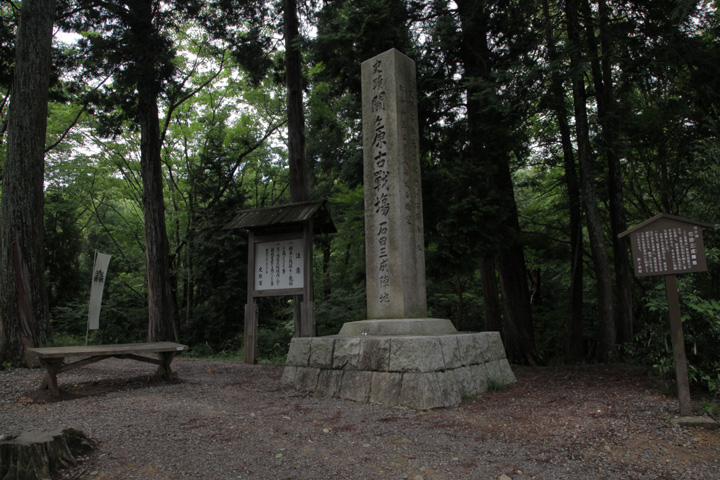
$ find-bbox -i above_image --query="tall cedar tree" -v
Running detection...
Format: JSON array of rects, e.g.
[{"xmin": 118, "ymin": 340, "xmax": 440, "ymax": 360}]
[
  {"xmin": 580, "ymin": 0, "xmax": 633, "ymax": 347},
  {"xmin": 0, "ymin": 0, "xmax": 55, "ymax": 365},
  {"xmin": 455, "ymin": 0, "xmax": 538, "ymax": 365},
  {"xmin": 541, "ymin": 0, "xmax": 585, "ymax": 362},
  {"xmin": 59, "ymin": 0, "xmax": 189, "ymax": 343},
  {"xmin": 133, "ymin": 0, "xmax": 177, "ymax": 343},
  {"xmin": 565, "ymin": 0, "xmax": 617, "ymax": 361},
  {"xmin": 284, "ymin": 0, "xmax": 310, "ymax": 202}
]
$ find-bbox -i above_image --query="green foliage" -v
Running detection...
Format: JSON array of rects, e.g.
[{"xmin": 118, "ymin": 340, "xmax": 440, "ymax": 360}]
[
  {"xmin": 0, "ymin": 2, "xmax": 15, "ymax": 89},
  {"xmin": 313, "ymin": 185, "xmax": 367, "ymax": 335},
  {"xmin": 186, "ymin": 336, "xmax": 245, "ymax": 361},
  {"xmin": 487, "ymin": 377, "xmax": 507, "ymax": 393},
  {"xmin": 7, "ymin": 0, "xmax": 718, "ymax": 374},
  {"xmin": 52, "ymin": 333, "xmax": 85, "ymax": 347},
  {"xmin": 426, "ymin": 273, "xmax": 484, "ymax": 332},
  {"xmin": 258, "ymin": 319, "xmax": 294, "ymax": 363},
  {"xmin": 44, "ymin": 189, "xmax": 87, "ymax": 331},
  {"xmin": 632, "ymin": 278, "xmax": 720, "ymax": 396}
]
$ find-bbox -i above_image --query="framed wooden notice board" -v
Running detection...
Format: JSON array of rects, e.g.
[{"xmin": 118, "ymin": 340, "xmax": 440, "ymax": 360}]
[
  {"xmin": 619, "ymin": 213, "xmax": 711, "ymax": 277},
  {"xmin": 619, "ymin": 213, "xmax": 714, "ymax": 417},
  {"xmin": 223, "ymin": 201, "xmax": 336, "ymax": 363}
]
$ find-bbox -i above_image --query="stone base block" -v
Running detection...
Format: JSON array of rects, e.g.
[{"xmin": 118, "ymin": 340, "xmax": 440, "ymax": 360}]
[
  {"xmin": 338, "ymin": 318, "xmax": 457, "ymax": 336},
  {"xmin": 669, "ymin": 416, "xmax": 718, "ymax": 429},
  {"xmin": 283, "ymin": 332, "xmax": 515, "ymax": 410}
]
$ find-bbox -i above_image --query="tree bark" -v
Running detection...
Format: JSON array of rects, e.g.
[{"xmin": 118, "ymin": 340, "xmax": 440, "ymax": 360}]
[
  {"xmin": 480, "ymin": 256, "xmax": 503, "ymax": 333},
  {"xmin": 0, "ymin": 428, "xmax": 95, "ymax": 480},
  {"xmin": 565, "ymin": 0, "xmax": 617, "ymax": 362},
  {"xmin": 0, "ymin": 0, "xmax": 55, "ymax": 366},
  {"xmin": 456, "ymin": 0, "xmax": 537, "ymax": 364},
  {"xmin": 497, "ymin": 245, "xmax": 538, "ymax": 365},
  {"xmin": 321, "ymin": 234, "xmax": 332, "ymax": 297},
  {"xmin": 132, "ymin": 0, "xmax": 178, "ymax": 343},
  {"xmin": 542, "ymin": 0, "xmax": 585, "ymax": 362},
  {"xmin": 578, "ymin": 0, "xmax": 633, "ymax": 349},
  {"xmin": 596, "ymin": 0, "xmax": 633, "ymax": 347},
  {"xmin": 284, "ymin": 0, "xmax": 310, "ymax": 203}
]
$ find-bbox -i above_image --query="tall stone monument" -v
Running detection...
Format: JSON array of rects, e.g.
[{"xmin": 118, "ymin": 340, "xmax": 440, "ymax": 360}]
[
  {"xmin": 363, "ymin": 49, "xmax": 426, "ymax": 319},
  {"xmin": 283, "ymin": 49, "xmax": 515, "ymax": 409},
  {"xmin": 339, "ymin": 48, "xmax": 455, "ymax": 336}
]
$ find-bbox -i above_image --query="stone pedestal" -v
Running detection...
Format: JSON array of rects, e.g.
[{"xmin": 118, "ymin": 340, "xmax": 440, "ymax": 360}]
[
  {"xmin": 338, "ymin": 318, "xmax": 456, "ymax": 336},
  {"xmin": 282, "ymin": 332, "xmax": 515, "ymax": 410}
]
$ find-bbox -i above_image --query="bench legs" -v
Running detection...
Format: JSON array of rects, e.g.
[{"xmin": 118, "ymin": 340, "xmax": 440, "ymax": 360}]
[
  {"xmin": 38, "ymin": 359, "xmax": 64, "ymax": 396},
  {"xmin": 36, "ymin": 352, "xmax": 178, "ymax": 396},
  {"xmin": 156, "ymin": 352, "xmax": 176, "ymax": 379}
]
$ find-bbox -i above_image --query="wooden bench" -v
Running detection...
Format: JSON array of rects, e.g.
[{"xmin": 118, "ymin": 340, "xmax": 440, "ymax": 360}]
[{"xmin": 26, "ymin": 342, "xmax": 188, "ymax": 396}]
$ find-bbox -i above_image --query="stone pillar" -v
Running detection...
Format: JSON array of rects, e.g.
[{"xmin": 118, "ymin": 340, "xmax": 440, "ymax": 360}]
[
  {"xmin": 362, "ymin": 48, "xmax": 427, "ymax": 320},
  {"xmin": 339, "ymin": 49, "xmax": 455, "ymax": 337}
]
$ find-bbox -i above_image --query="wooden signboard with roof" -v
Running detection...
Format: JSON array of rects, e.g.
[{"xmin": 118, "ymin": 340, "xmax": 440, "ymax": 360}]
[
  {"xmin": 223, "ymin": 200, "xmax": 336, "ymax": 364},
  {"xmin": 619, "ymin": 213, "xmax": 714, "ymax": 418}
]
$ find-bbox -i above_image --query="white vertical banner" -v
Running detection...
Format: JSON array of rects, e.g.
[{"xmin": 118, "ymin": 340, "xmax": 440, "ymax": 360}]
[{"xmin": 87, "ymin": 252, "xmax": 112, "ymax": 330}]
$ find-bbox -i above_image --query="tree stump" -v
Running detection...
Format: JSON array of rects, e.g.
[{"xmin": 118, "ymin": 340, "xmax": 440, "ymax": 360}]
[{"xmin": 0, "ymin": 428, "xmax": 95, "ymax": 480}]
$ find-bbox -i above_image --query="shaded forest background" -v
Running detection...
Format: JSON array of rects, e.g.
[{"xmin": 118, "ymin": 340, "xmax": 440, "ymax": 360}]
[{"xmin": 1, "ymin": 0, "xmax": 720, "ymax": 394}]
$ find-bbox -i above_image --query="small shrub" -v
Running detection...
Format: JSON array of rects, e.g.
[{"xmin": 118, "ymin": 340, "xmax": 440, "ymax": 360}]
[
  {"xmin": 487, "ymin": 377, "xmax": 506, "ymax": 392},
  {"xmin": 634, "ymin": 278, "xmax": 720, "ymax": 396},
  {"xmin": 53, "ymin": 333, "xmax": 85, "ymax": 347}
]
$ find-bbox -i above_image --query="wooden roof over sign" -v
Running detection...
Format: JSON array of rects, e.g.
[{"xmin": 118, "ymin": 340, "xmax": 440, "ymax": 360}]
[
  {"xmin": 618, "ymin": 212, "xmax": 714, "ymax": 238},
  {"xmin": 222, "ymin": 200, "xmax": 337, "ymax": 234}
]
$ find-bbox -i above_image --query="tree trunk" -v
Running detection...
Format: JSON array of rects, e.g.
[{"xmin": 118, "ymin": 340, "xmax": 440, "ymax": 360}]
[
  {"xmin": 0, "ymin": 428, "xmax": 95, "ymax": 480},
  {"xmin": 565, "ymin": 0, "xmax": 617, "ymax": 362},
  {"xmin": 497, "ymin": 245, "xmax": 538, "ymax": 365},
  {"xmin": 321, "ymin": 234, "xmax": 332, "ymax": 297},
  {"xmin": 284, "ymin": 0, "xmax": 310, "ymax": 329},
  {"xmin": 596, "ymin": 0, "xmax": 633, "ymax": 347},
  {"xmin": 0, "ymin": 0, "xmax": 55, "ymax": 366},
  {"xmin": 542, "ymin": 0, "xmax": 585, "ymax": 362},
  {"xmin": 284, "ymin": 0, "xmax": 309, "ymax": 203},
  {"xmin": 133, "ymin": 0, "xmax": 178, "ymax": 343},
  {"xmin": 492, "ymin": 148, "xmax": 537, "ymax": 364},
  {"xmin": 578, "ymin": 0, "xmax": 633, "ymax": 349},
  {"xmin": 184, "ymin": 228, "xmax": 194, "ymax": 333},
  {"xmin": 456, "ymin": 0, "xmax": 537, "ymax": 364},
  {"xmin": 480, "ymin": 256, "xmax": 503, "ymax": 333}
]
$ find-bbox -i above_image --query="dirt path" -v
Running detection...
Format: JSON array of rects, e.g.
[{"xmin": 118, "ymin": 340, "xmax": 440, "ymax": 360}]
[{"xmin": 1, "ymin": 359, "xmax": 718, "ymax": 479}]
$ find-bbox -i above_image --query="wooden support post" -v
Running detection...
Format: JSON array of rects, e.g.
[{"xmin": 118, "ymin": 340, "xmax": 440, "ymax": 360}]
[
  {"xmin": 301, "ymin": 221, "xmax": 315, "ymax": 337},
  {"xmin": 244, "ymin": 301, "xmax": 258, "ymax": 364},
  {"xmin": 664, "ymin": 274, "xmax": 693, "ymax": 417},
  {"xmin": 293, "ymin": 295, "xmax": 302, "ymax": 337},
  {"xmin": 156, "ymin": 351, "xmax": 175, "ymax": 378},
  {"xmin": 244, "ymin": 229, "xmax": 258, "ymax": 364}
]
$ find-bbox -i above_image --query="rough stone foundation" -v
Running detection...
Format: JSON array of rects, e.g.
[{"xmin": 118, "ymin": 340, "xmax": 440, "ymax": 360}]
[{"xmin": 282, "ymin": 332, "xmax": 515, "ymax": 410}]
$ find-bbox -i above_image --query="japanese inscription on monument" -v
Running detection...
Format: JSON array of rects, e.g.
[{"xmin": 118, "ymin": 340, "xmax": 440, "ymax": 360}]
[
  {"xmin": 362, "ymin": 49, "xmax": 426, "ymax": 320},
  {"xmin": 254, "ymin": 239, "xmax": 304, "ymax": 291}
]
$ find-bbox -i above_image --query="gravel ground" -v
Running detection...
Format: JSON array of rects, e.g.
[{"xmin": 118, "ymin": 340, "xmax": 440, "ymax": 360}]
[{"xmin": 2, "ymin": 357, "xmax": 719, "ymax": 480}]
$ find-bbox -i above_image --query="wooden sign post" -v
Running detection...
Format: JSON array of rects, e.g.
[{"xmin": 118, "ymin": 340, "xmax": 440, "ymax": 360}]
[
  {"xmin": 619, "ymin": 213, "xmax": 713, "ymax": 417},
  {"xmin": 223, "ymin": 201, "xmax": 336, "ymax": 364}
]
